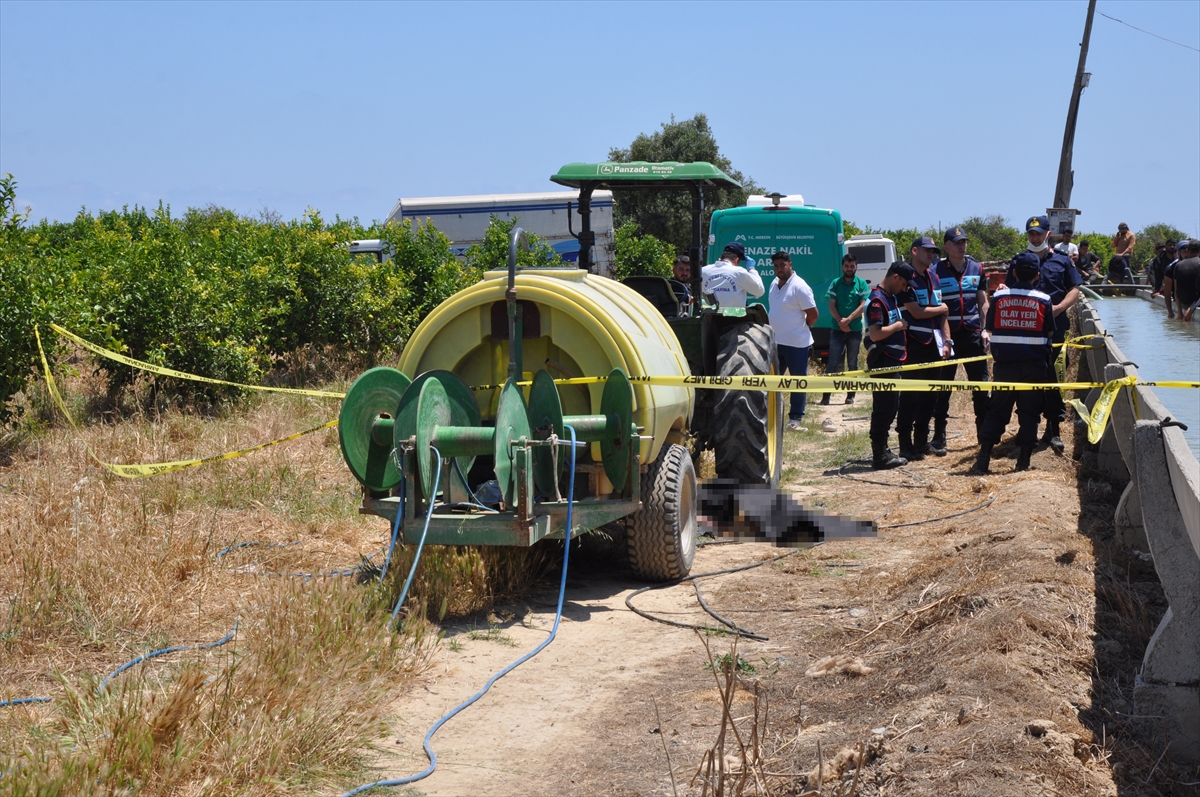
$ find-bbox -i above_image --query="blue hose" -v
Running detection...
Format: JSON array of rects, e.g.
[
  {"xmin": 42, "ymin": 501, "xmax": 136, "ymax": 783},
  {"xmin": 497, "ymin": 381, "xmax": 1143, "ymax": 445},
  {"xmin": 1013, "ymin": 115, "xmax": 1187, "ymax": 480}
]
[
  {"xmin": 97, "ymin": 620, "xmax": 240, "ymax": 694},
  {"xmin": 3, "ymin": 622, "xmax": 240, "ymax": 708},
  {"xmin": 0, "ymin": 696, "xmax": 53, "ymax": 708},
  {"xmin": 389, "ymin": 446, "xmax": 444, "ymax": 626},
  {"xmin": 340, "ymin": 425, "xmax": 579, "ymax": 796},
  {"xmin": 379, "ymin": 470, "xmax": 406, "ymax": 582}
]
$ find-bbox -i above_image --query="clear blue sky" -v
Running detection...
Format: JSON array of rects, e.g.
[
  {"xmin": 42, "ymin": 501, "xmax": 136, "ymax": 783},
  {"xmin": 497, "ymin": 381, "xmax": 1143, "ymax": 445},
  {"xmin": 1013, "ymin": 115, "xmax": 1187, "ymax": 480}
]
[{"xmin": 2, "ymin": 0, "xmax": 1197, "ymax": 236}]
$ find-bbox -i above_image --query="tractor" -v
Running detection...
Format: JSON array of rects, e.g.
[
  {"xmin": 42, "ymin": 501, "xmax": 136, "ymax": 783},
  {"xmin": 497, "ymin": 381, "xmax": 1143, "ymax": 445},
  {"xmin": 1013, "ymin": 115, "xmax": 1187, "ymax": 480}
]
[{"xmin": 336, "ymin": 162, "xmax": 784, "ymax": 582}]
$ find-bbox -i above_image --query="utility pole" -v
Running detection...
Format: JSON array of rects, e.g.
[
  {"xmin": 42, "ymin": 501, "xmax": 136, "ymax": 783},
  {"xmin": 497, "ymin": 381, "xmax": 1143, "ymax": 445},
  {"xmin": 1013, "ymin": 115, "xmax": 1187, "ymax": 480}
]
[{"xmin": 1053, "ymin": 0, "xmax": 1097, "ymax": 210}]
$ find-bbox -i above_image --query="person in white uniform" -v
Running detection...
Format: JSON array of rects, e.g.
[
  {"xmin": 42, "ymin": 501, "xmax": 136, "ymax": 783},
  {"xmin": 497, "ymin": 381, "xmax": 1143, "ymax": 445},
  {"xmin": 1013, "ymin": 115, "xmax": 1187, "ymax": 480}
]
[
  {"xmin": 701, "ymin": 242, "xmax": 764, "ymax": 309},
  {"xmin": 767, "ymin": 250, "xmax": 818, "ymax": 432}
]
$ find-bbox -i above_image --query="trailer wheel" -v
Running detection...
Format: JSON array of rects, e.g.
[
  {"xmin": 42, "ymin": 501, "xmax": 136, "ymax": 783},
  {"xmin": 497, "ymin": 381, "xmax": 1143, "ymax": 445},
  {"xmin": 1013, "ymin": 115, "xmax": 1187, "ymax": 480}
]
[
  {"xmin": 712, "ymin": 322, "xmax": 783, "ymax": 487},
  {"xmin": 628, "ymin": 443, "xmax": 696, "ymax": 581}
]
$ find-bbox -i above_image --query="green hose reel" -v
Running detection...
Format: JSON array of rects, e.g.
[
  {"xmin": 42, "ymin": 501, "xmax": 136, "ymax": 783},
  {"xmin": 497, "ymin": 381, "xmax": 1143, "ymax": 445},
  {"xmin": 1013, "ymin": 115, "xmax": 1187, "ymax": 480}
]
[
  {"xmin": 338, "ymin": 367, "xmax": 412, "ymax": 493},
  {"xmin": 339, "ymin": 367, "xmax": 636, "ymax": 504}
]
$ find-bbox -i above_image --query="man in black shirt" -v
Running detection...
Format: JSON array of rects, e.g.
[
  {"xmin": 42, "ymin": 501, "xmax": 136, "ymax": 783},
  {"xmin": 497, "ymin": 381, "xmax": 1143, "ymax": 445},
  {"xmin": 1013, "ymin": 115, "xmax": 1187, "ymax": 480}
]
[
  {"xmin": 1171, "ymin": 240, "xmax": 1200, "ymax": 321},
  {"xmin": 1076, "ymin": 240, "xmax": 1101, "ymax": 282}
]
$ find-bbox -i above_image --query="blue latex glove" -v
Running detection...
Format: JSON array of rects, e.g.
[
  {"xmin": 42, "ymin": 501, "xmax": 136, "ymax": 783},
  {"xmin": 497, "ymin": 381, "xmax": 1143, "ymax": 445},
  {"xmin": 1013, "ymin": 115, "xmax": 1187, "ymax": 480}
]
[{"xmin": 744, "ymin": 257, "xmax": 756, "ymax": 270}]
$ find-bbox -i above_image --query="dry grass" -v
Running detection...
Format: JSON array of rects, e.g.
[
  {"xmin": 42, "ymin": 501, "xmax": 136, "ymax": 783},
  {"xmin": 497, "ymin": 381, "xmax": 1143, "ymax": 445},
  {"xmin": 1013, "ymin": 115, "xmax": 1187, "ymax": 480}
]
[{"xmin": 0, "ymin": 358, "xmax": 547, "ymax": 794}]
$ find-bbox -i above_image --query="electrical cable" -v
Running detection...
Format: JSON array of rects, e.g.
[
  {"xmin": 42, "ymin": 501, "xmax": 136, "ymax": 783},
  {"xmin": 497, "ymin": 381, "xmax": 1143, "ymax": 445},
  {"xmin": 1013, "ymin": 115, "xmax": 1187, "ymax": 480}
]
[
  {"xmin": 881, "ymin": 495, "xmax": 995, "ymax": 528},
  {"xmin": 340, "ymin": 426, "xmax": 580, "ymax": 796},
  {"xmin": 837, "ymin": 461, "xmax": 929, "ymax": 488},
  {"xmin": 218, "ymin": 540, "xmax": 386, "ymax": 581},
  {"xmin": 624, "ymin": 551, "xmax": 799, "ymax": 638},
  {"xmin": 692, "ymin": 581, "xmax": 767, "ymax": 641}
]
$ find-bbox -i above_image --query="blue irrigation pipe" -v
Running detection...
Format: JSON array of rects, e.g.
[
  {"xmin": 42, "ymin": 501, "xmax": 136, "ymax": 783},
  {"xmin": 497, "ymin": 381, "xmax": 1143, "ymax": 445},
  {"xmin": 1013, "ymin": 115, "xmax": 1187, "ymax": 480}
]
[
  {"xmin": 97, "ymin": 621, "xmax": 240, "ymax": 694},
  {"xmin": 0, "ymin": 696, "xmax": 53, "ymax": 708},
  {"xmin": 340, "ymin": 425, "xmax": 579, "ymax": 797},
  {"xmin": 389, "ymin": 447, "xmax": 444, "ymax": 627},
  {"xmin": 3, "ymin": 622, "xmax": 240, "ymax": 709}
]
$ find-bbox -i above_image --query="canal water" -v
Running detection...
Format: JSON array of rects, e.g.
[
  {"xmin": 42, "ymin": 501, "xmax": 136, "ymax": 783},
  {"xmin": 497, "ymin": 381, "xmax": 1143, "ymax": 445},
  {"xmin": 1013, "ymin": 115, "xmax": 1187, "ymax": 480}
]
[{"xmin": 1090, "ymin": 297, "xmax": 1200, "ymax": 458}]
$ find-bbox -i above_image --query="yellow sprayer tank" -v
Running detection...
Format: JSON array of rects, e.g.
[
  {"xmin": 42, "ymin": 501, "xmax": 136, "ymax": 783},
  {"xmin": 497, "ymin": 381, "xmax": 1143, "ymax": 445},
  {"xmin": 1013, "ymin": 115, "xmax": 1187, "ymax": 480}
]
[{"xmin": 397, "ymin": 268, "xmax": 693, "ymax": 471}]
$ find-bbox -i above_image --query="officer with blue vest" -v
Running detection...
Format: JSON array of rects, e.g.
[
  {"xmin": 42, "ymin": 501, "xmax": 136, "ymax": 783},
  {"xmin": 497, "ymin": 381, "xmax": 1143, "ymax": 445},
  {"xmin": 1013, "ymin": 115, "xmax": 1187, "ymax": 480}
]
[
  {"xmin": 1004, "ymin": 215, "xmax": 1082, "ymax": 454},
  {"xmin": 864, "ymin": 262, "xmax": 915, "ymax": 470},
  {"xmin": 973, "ymin": 252, "xmax": 1056, "ymax": 474},
  {"xmin": 896, "ymin": 237, "xmax": 952, "ymax": 462},
  {"xmin": 930, "ymin": 225, "xmax": 990, "ymax": 449}
]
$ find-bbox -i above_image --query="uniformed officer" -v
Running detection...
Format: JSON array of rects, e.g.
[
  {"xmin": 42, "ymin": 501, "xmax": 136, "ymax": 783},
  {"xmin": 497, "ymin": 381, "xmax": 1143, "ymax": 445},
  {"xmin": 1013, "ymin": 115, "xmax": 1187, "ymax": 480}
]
[
  {"xmin": 1004, "ymin": 215, "xmax": 1082, "ymax": 453},
  {"xmin": 864, "ymin": 262, "xmax": 915, "ymax": 469},
  {"xmin": 701, "ymin": 242, "xmax": 765, "ymax": 309},
  {"xmin": 930, "ymin": 225, "xmax": 990, "ymax": 450},
  {"xmin": 896, "ymin": 237, "xmax": 951, "ymax": 462},
  {"xmin": 973, "ymin": 252, "xmax": 1055, "ymax": 474}
]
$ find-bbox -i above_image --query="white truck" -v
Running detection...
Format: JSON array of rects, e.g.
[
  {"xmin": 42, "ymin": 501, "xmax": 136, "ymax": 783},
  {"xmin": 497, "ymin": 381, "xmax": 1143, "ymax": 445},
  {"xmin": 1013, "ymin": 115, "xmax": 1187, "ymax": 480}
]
[
  {"xmin": 384, "ymin": 191, "xmax": 616, "ymax": 275},
  {"xmin": 844, "ymin": 233, "xmax": 897, "ymax": 289}
]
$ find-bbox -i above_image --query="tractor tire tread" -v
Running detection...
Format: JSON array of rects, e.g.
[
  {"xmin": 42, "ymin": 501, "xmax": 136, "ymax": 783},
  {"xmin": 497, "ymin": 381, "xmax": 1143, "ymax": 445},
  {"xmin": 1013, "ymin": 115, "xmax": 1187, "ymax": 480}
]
[{"xmin": 628, "ymin": 443, "xmax": 696, "ymax": 582}]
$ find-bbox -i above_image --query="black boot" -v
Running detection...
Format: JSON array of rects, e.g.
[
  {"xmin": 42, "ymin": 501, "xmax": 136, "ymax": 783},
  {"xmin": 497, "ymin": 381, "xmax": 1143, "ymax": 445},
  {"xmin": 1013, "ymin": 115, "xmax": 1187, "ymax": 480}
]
[
  {"xmin": 1015, "ymin": 445, "xmax": 1034, "ymax": 471},
  {"xmin": 872, "ymin": 442, "xmax": 907, "ymax": 470},
  {"xmin": 970, "ymin": 443, "xmax": 993, "ymax": 474},
  {"xmin": 845, "ymin": 392, "xmax": 856, "ymax": 405},
  {"xmin": 927, "ymin": 420, "xmax": 948, "ymax": 457},
  {"xmin": 898, "ymin": 433, "xmax": 923, "ymax": 462},
  {"xmin": 1041, "ymin": 422, "xmax": 1064, "ymax": 454},
  {"xmin": 820, "ymin": 393, "xmax": 831, "ymax": 405}
]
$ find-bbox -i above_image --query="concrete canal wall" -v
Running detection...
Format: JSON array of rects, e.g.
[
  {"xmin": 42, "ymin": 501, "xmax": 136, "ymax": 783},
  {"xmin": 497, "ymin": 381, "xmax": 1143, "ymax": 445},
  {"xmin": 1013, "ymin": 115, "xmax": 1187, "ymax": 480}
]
[
  {"xmin": 1075, "ymin": 299, "xmax": 1200, "ymax": 762},
  {"xmin": 1136, "ymin": 288, "xmax": 1200, "ymax": 322}
]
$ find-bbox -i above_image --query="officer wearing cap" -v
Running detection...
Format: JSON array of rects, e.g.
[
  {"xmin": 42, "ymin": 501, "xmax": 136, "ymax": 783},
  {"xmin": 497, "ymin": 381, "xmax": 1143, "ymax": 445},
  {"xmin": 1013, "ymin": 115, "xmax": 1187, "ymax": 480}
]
[
  {"xmin": 1163, "ymin": 239, "xmax": 1189, "ymax": 318},
  {"xmin": 931, "ymin": 226, "xmax": 990, "ymax": 448},
  {"xmin": 701, "ymin": 241, "xmax": 765, "ymax": 309},
  {"xmin": 896, "ymin": 236, "xmax": 952, "ymax": 462},
  {"xmin": 1004, "ymin": 215, "xmax": 1082, "ymax": 454},
  {"xmin": 973, "ymin": 252, "xmax": 1055, "ymax": 474},
  {"xmin": 865, "ymin": 262, "xmax": 915, "ymax": 469}
]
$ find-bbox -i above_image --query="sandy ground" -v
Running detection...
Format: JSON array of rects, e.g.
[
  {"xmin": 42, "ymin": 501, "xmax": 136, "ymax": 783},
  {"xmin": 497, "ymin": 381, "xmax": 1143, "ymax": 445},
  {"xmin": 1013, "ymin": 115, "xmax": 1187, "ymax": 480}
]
[{"xmin": 344, "ymin": 392, "xmax": 1199, "ymax": 797}]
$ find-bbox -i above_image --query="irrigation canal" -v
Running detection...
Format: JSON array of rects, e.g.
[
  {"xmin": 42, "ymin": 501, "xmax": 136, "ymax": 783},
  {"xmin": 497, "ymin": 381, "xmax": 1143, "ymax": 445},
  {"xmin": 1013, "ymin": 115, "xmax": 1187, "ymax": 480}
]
[{"xmin": 1090, "ymin": 295, "xmax": 1200, "ymax": 458}]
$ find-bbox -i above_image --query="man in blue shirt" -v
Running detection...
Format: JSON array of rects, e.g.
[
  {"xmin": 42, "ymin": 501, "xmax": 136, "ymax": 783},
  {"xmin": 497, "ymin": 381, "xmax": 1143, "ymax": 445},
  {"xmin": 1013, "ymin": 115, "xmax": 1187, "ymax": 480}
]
[
  {"xmin": 1004, "ymin": 215, "xmax": 1082, "ymax": 454},
  {"xmin": 865, "ymin": 262, "xmax": 914, "ymax": 469},
  {"xmin": 930, "ymin": 226, "xmax": 990, "ymax": 452},
  {"xmin": 896, "ymin": 237, "xmax": 951, "ymax": 462}
]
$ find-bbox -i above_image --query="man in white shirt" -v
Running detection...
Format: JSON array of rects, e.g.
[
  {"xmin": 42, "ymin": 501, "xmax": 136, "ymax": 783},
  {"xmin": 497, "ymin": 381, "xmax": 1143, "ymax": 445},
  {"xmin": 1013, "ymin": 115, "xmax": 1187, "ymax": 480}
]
[
  {"xmin": 767, "ymin": 251, "xmax": 818, "ymax": 432},
  {"xmin": 701, "ymin": 242, "xmax": 764, "ymax": 309},
  {"xmin": 1054, "ymin": 229, "xmax": 1079, "ymax": 262}
]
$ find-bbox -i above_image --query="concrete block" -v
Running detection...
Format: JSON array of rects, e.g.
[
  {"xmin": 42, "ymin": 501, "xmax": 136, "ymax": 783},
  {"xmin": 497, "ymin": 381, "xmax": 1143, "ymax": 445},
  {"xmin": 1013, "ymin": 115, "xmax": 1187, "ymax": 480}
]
[
  {"xmin": 1133, "ymin": 677, "xmax": 1200, "ymax": 764},
  {"xmin": 1134, "ymin": 420, "xmax": 1200, "ymax": 762},
  {"xmin": 1115, "ymin": 480, "xmax": 1148, "ymax": 552}
]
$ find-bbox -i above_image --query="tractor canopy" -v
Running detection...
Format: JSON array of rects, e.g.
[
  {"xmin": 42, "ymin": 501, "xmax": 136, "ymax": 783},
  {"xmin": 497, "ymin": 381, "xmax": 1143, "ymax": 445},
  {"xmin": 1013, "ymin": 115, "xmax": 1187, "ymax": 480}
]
[{"xmin": 550, "ymin": 161, "xmax": 742, "ymax": 190}]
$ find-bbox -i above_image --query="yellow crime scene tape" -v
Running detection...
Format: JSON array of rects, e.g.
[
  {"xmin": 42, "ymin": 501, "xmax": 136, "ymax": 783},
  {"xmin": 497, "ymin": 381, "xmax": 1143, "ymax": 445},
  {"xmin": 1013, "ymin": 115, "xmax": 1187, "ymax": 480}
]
[
  {"xmin": 35, "ymin": 328, "xmax": 338, "ymax": 479},
  {"xmin": 39, "ymin": 326, "xmax": 1194, "ymax": 477},
  {"xmin": 49, "ymin": 324, "xmax": 346, "ymax": 399}
]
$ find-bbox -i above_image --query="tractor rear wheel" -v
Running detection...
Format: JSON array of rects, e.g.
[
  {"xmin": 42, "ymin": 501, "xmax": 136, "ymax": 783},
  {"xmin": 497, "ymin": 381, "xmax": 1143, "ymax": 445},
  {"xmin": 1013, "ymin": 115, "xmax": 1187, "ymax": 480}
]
[
  {"xmin": 628, "ymin": 443, "xmax": 696, "ymax": 581},
  {"xmin": 711, "ymin": 322, "xmax": 784, "ymax": 487}
]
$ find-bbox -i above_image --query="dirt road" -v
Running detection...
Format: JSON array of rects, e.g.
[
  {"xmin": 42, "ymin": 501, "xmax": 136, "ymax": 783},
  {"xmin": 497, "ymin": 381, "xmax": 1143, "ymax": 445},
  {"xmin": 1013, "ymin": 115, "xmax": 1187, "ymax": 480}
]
[{"xmin": 349, "ymin": 395, "xmax": 1189, "ymax": 796}]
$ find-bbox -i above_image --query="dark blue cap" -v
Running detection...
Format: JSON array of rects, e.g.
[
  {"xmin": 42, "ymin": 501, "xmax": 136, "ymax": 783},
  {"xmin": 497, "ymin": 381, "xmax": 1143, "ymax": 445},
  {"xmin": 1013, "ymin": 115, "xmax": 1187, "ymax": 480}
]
[
  {"xmin": 887, "ymin": 261, "xmax": 917, "ymax": 282},
  {"xmin": 1025, "ymin": 216, "xmax": 1050, "ymax": 232},
  {"xmin": 912, "ymin": 236, "xmax": 939, "ymax": 250},
  {"xmin": 943, "ymin": 226, "xmax": 967, "ymax": 243},
  {"xmin": 722, "ymin": 242, "xmax": 747, "ymax": 260},
  {"xmin": 1011, "ymin": 251, "xmax": 1041, "ymax": 276}
]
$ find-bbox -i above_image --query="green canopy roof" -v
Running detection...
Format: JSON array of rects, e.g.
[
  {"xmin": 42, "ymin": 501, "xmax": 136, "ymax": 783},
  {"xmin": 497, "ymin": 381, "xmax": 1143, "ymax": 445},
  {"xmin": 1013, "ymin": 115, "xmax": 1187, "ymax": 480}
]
[{"xmin": 550, "ymin": 161, "xmax": 742, "ymax": 190}]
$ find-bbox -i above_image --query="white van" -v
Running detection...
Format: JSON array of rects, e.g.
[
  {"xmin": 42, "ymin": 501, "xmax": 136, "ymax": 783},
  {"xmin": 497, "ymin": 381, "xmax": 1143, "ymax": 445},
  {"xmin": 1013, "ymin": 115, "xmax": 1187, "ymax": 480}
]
[{"xmin": 844, "ymin": 234, "xmax": 897, "ymax": 289}]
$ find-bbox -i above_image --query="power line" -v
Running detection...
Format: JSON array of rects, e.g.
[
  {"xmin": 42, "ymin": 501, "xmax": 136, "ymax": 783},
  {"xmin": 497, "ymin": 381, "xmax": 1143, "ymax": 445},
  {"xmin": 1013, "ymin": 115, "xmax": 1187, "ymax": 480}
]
[{"xmin": 1099, "ymin": 11, "xmax": 1200, "ymax": 53}]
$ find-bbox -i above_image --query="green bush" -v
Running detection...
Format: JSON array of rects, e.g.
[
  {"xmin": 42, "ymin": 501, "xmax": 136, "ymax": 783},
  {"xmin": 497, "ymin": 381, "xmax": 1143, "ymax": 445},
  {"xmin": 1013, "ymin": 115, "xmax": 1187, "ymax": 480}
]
[
  {"xmin": 613, "ymin": 221, "xmax": 674, "ymax": 281},
  {"xmin": 0, "ymin": 176, "xmax": 483, "ymax": 422}
]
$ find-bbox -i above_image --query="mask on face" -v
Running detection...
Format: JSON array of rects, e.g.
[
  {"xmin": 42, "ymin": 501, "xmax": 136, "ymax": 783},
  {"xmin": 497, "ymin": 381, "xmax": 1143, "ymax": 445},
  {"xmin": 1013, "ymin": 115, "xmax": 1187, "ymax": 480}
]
[{"xmin": 1027, "ymin": 240, "xmax": 1049, "ymax": 253}]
